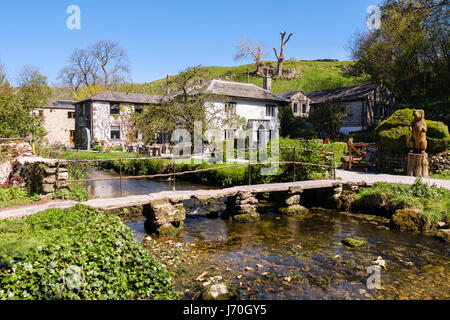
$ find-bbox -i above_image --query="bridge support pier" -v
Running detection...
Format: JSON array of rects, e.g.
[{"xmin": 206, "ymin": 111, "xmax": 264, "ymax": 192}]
[
  {"xmin": 271, "ymin": 191, "xmax": 308, "ymax": 216},
  {"xmin": 143, "ymin": 198, "xmax": 186, "ymax": 236},
  {"xmin": 224, "ymin": 191, "xmax": 260, "ymax": 222}
]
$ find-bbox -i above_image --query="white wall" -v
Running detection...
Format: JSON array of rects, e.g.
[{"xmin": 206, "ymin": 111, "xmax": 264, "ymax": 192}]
[
  {"xmin": 207, "ymin": 98, "xmax": 279, "ymax": 145},
  {"xmin": 38, "ymin": 108, "xmax": 75, "ymax": 147}
]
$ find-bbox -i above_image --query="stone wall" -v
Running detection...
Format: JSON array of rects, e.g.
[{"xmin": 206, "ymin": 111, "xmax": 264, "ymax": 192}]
[
  {"xmin": 430, "ymin": 152, "xmax": 450, "ymax": 174},
  {"xmin": 0, "ymin": 142, "xmax": 68, "ymax": 196}
]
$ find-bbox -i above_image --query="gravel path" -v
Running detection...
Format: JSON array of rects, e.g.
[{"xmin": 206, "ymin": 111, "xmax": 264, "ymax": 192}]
[{"xmin": 336, "ymin": 169, "xmax": 450, "ymax": 190}]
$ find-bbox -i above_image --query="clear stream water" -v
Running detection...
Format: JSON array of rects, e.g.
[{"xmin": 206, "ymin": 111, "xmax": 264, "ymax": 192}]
[{"xmin": 87, "ymin": 169, "xmax": 450, "ymax": 300}]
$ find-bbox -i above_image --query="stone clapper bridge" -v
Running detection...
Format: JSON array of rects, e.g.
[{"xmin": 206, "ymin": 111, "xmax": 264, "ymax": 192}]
[{"xmin": 0, "ymin": 179, "xmax": 360, "ymax": 235}]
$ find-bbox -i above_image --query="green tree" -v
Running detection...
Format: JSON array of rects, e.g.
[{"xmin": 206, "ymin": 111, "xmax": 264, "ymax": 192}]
[
  {"xmin": 0, "ymin": 64, "xmax": 49, "ymax": 140},
  {"xmin": 349, "ymin": 0, "xmax": 449, "ymax": 102},
  {"xmin": 309, "ymin": 101, "xmax": 349, "ymax": 140}
]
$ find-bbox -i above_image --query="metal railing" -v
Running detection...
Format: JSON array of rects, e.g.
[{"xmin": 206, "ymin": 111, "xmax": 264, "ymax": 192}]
[{"xmin": 54, "ymin": 146, "xmax": 336, "ymax": 197}]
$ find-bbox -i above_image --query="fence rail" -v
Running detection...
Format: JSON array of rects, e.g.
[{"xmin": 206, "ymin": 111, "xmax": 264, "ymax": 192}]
[{"xmin": 55, "ymin": 146, "xmax": 336, "ymax": 197}]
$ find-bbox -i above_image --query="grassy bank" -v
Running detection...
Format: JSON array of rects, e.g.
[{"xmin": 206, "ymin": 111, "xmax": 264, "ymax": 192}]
[
  {"xmin": 0, "ymin": 205, "xmax": 176, "ymax": 300},
  {"xmin": 347, "ymin": 179, "xmax": 450, "ymax": 225}
]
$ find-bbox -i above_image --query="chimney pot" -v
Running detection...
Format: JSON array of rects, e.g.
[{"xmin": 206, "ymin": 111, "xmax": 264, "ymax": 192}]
[{"xmin": 263, "ymin": 73, "xmax": 272, "ymax": 92}]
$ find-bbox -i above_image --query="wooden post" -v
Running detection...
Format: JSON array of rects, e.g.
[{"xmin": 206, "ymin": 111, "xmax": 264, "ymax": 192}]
[
  {"xmin": 407, "ymin": 153, "xmax": 429, "ymax": 177},
  {"xmin": 55, "ymin": 161, "xmax": 60, "ymax": 196},
  {"xmin": 172, "ymin": 159, "xmax": 176, "ymax": 191},
  {"xmin": 119, "ymin": 158, "xmax": 123, "ymax": 197},
  {"xmin": 348, "ymin": 138, "xmax": 353, "ymax": 171},
  {"xmin": 333, "ymin": 152, "xmax": 336, "ymax": 180},
  {"xmin": 248, "ymin": 148, "xmax": 252, "ymax": 185},
  {"xmin": 293, "ymin": 147, "xmax": 296, "ymax": 182}
]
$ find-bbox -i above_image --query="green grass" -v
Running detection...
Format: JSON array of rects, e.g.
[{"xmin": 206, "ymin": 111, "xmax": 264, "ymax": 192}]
[
  {"xmin": 355, "ymin": 179, "xmax": 450, "ymax": 224},
  {"xmin": 429, "ymin": 171, "xmax": 450, "ymax": 180},
  {"xmin": 0, "ymin": 205, "xmax": 176, "ymax": 300},
  {"xmin": 0, "ymin": 186, "xmax": 41, "ymax": 208},
  {"xmin": 38, "ymin": 146, "xmax": 139, "ymax": 161},
  {"xmin": 135, "ymin": 61, "xmax": 369, "ymax": 95}
]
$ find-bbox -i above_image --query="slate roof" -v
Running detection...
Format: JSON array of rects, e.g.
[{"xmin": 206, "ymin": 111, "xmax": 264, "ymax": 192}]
[
  {"xmin": 203, "ymin": 80, "xmax": 289, "ymax": 103},
  {"xmin": 45, "ymin": 100, "xmax": 75, "ymax": 110},
  {"xmin": 75, "ymin": 91, "xmax": 162, "ymax": 105},
  {"xmin": 304, "ymin": 83, "xmax": 382, "ymax": 104}
]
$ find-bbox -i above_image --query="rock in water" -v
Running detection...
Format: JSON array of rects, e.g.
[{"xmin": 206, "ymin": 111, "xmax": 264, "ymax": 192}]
[
  {"xmin": 390, "ymin": 209, "xmax": 431, "ymax": 232},
  {"xmin": 341, "ymin": 238, "xmax": 368, "ymax": 248},
  {"xmin": 201, "ymin": 282, "xmax": 240, "ymax": 300}
]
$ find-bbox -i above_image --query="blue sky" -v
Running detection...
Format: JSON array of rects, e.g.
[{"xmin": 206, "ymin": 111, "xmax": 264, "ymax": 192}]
[{"xmin": 0, "ymin": 0, "xmax": 379, "ymax": 85}]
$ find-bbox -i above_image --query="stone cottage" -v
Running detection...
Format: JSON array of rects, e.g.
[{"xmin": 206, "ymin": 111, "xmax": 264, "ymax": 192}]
[
  {"xmin": 74, "ymin": 78, "xmax": 288, "ymax": 150},
  {"xmin": 36, "ymin": 100, "xmax": 76, "ymax": 148},
  {"xmin": 201, "ymin": 79, "xmax": 288, "ymax": 145},
  {"xmin": 279, "ymin": 83, "xmax": 396, "ymax": 135},
  {"xmin": 73, "ymin": 92, "xmax": 162, "ymax": 150}
]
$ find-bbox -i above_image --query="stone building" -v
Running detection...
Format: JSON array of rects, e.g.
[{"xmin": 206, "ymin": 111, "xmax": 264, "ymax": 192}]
[
  {"xmin": 279, "ymin": 83, "xmax": 396, "ymax": 135},
  {"xmin": 36, "ymin": 100, "xmax": 76, "ymax": 148},
  {"xmin": 73, "ymin": 92, "xmax": 161, "ymax": 149},
  {"xmin": 201, "ymin": 79, "xmax": 288, "ymax": 145},
  {"xmin": 74, "ymin": 78, "xmax": 288, "ymax": 150}
]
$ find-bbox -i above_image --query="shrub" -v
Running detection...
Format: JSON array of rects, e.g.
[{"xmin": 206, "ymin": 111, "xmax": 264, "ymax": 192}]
[
  {"xmin": 375, "ymin": 108, "xmax": 450, "ymax": 155},
  {"xmin": 0, "ymin": 205, "xmax": 176, "ymax": 300}
]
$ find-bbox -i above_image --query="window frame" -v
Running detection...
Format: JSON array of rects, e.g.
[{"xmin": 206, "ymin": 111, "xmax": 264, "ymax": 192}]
[
  {"xmin": 225, "ymin": 102, "xmax": 237, "ymax": 114},
  {"xmin": 110, "ymin": 103, "xmax": 120, "ymax": 115},
  {"xmin": 265, "ymin": 104, "xmax": 276, "ymax": 117},
  {"xmin": 110, "ymin": 126, "xmax": 121, "ymax": 140}
]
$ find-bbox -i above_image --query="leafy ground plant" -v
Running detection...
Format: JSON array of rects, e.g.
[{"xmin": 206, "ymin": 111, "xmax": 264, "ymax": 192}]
[{"xmin": 0, "ymin": 205, "xmax": 176, "ymax": 300}]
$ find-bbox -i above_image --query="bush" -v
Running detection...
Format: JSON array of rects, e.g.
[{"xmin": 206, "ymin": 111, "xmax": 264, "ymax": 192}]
[
  {"xmin": 375, "ymin": 108, "xmax": 450, "ymax": 155},
  {"xmin": 0, "ymin": 205, "xmax": 176, "ymax": 300}
]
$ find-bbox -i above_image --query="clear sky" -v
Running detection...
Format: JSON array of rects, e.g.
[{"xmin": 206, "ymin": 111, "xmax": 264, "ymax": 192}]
[{"xmin": 0, "ymin": 0, "xmax": 379, "ymax": 85}]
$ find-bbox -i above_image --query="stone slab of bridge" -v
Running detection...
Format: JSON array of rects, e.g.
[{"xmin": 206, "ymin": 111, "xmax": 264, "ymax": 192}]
[{"xmin": 0, "ymin": 180, "xmax": 354, "ymax": 221}]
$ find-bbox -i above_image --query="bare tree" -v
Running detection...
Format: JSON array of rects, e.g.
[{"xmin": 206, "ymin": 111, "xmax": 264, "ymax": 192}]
[
  {"xmin": 273, "ymin": 31, "xmax": 293, "ymax": 77},
  {"xmin": 234, "ymin": 39, "xmax": 266, "ymax": 74},
  {"xmin": 57, "ymin": 66, "xmax": 82, "ymax": 91},
  {"xmin": 17, "ymin": 65, "xmax": 48, "ymax": 87},
  {"xmin": 89, "ymin": 40, "xmax": 130, "ymax": 87},
  {"xmin": 0, "ymin": 61, "xmax": 6, "ymax": 85},
  {"xmin": 70, "ymin": 48, "xmax": 99, "ymax": 86}
]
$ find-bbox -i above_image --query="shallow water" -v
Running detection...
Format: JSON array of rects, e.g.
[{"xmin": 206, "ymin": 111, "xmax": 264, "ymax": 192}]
[
  {"xmin": 128, "ymin": 207, "xmax": 449, "ymax": 300},
  {"xmin": 89, "ymin": 169, "xmax": 450, "ymax": 299},
  {"xmin": 86, "ymin": 168, "xmax": 214, "ymax": 198}
]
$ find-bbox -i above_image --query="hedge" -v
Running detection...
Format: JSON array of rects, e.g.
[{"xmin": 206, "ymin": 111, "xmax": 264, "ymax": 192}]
[{"xmin": 375, "ymin": 108, "xmax": 450, "ymax": 155}]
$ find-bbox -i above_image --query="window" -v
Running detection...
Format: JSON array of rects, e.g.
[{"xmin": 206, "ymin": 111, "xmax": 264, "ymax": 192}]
[
  {"xmin": 68, "ymin": 111, "xmax": 75, "ymax": 119},
  {"xmin": 225, "ymin": 129, "xmax": 234, "ymax": 140},
  {"xmin": 266, "ymin": 105, "xmax": 276, "ymax": 117},
  {"xmin": 302, "ymin": 103, "xmax": 307, "ymax": 115},
  {"xmin": 110, "ymin": 126, "xmax": 121, "ymax": 140},
  {"xmin": 293, "ymin": 103, "xmax": 298, "ymax": 114},
  {"xmin": 225, "ymin": 102, "xmax": 237, "ymax": 114},
  {"xmin": 134, "ymin": 105, "xmax": 143, "ymax": 114},
  {"xmin": 110, "ymin": 103, "xmax": 120, "ymax": 115}
]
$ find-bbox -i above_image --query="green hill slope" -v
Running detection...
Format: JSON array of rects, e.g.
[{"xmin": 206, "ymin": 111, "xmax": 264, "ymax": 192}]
[
  {"xmin": 126, "ymin": 60, "xmax": 370, "ymax": 95},
  {"xmin": 50, "ymin": 60, "xmax": 369, "ymax": 100}
]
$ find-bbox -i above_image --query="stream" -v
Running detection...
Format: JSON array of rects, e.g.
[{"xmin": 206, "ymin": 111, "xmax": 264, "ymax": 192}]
[{"xmin": 87, "ymin": 169, "xmax": 450, "ymax": 300}]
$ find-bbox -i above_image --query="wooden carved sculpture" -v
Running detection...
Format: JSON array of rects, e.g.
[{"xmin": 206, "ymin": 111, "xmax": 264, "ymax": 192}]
[
  {"xmin": 407, "ymin": 109, "xmax": 428, "ymax": 177},
  {"xmin": 409, "ymin": 109, "xmax": 427, "ymax": 153}
]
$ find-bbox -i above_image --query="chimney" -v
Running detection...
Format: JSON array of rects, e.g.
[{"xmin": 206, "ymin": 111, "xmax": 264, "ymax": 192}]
[{"xmin": 263, "ymin": 69, "xmax": 272, "ymax": 92}]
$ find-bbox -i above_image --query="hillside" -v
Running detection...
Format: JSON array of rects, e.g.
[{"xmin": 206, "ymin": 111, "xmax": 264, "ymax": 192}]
[{"xmin": 50, "ymin": 60, "xmax": 370, "ymax": 100}]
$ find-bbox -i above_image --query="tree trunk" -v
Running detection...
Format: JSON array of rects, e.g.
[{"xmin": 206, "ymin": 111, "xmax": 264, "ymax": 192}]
[
  {"xmin": 273, "ymin": 31, "xmax": 293, "ymax": 77},
  {"xmin": 407, "ymin": 152, "xmax": 429, "ymax": 177}
]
